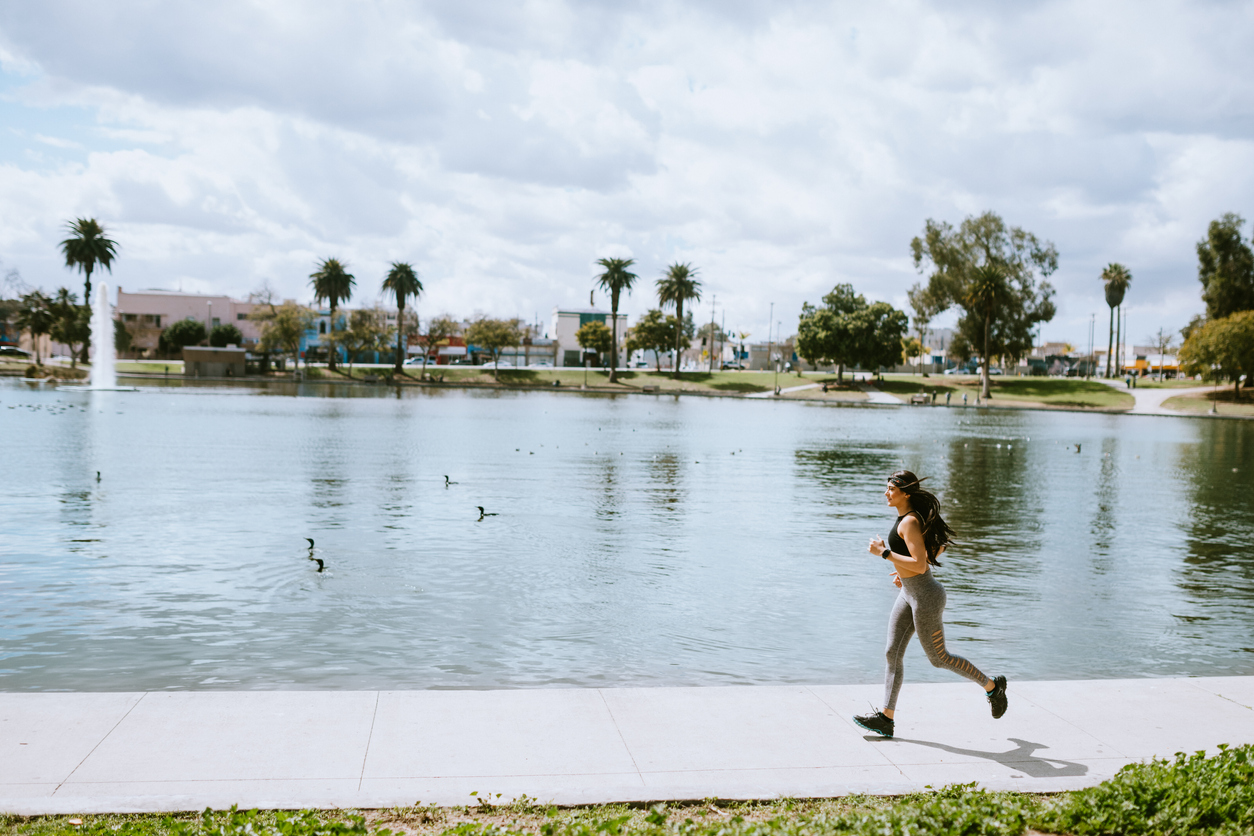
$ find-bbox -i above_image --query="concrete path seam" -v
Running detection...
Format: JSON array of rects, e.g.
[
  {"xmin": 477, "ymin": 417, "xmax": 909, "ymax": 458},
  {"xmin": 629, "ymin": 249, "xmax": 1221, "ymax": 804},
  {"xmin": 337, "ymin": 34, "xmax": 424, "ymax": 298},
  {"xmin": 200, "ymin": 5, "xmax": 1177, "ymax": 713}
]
[
  {"xmin": 596, "ymin": 690, "xmax": 645, "ymax": 787},
  {"xmin": 53, "ymin": 692, "xmax": 149, "ymax": 796},
  {"xmin": 357, "ymin": 691, "xmax": 381, "ymax": 791},
  {"xmin": 1181, "ymin": 678, "xmax": 1254, "ymax": 711},
  {"xmin": 1008, "ymin": 688, "xmax": 1129, "ymax": 759},
  {"xmin": 802, "ymin": 686, "xmax": 907, "ymax": 778}
]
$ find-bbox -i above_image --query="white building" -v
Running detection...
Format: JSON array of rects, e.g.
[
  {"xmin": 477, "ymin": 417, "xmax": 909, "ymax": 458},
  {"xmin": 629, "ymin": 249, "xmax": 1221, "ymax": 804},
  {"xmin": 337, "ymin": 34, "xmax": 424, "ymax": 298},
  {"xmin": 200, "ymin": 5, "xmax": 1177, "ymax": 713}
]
[{"xmin": 550, "ymin": 306, "xmax": 628, "ymax": 367}]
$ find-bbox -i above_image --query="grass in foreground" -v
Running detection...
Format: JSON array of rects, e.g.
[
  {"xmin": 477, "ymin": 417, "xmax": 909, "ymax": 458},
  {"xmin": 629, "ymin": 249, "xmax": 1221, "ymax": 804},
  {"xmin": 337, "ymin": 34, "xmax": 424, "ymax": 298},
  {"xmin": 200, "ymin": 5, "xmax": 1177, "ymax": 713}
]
[{"xmin": 5, "ymin": 745, "xmax": 1251, "ymax": 836}]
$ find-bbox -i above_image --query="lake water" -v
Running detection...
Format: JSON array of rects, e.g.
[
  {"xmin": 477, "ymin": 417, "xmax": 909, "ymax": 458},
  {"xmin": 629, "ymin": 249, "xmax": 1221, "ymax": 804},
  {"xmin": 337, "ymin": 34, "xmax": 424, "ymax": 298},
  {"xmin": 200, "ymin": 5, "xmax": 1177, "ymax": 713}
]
[{"xmin": 2, "ymin": 377, "xmax": 1252, "ymax": 692}]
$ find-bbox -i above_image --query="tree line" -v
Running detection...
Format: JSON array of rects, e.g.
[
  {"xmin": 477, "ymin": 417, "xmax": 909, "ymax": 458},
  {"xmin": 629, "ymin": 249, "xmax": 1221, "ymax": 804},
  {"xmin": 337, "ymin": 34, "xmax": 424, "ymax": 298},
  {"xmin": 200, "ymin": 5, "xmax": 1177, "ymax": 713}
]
[{"xmin": 1178, "ymin": 212, "xmax": 1254, "ymax": 398}]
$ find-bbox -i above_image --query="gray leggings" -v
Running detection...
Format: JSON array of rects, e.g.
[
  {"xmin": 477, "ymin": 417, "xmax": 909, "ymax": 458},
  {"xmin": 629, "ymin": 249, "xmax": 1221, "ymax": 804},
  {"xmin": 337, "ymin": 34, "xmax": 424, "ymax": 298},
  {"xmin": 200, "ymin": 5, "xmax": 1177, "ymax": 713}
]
[{"xmin": 884, "ymin": 570, "xmax": 989, "ymax": 711}]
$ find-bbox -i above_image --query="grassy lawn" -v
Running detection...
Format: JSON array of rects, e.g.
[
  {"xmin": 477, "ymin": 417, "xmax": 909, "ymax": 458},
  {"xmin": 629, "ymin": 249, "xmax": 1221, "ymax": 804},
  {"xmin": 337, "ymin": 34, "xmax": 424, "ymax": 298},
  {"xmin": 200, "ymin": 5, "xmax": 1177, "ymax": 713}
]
[
  {"xmin": 874, "ymin": 374, "xmax": 1134, "ymax": 409},
  {"xmin": 116, "ymin": 361, "xmax": 183, "ymax": 373},
  {"xmin": 1125, "ymin": 378, "xmax": 1207, "ymax": 389},
  {"xmin": 4, "ymin": 745, "xmax": 1251, "ymax": 836},
  {"xmin": 1162, "ymin": 390, "xmax": 1254, "ymax": 416}
]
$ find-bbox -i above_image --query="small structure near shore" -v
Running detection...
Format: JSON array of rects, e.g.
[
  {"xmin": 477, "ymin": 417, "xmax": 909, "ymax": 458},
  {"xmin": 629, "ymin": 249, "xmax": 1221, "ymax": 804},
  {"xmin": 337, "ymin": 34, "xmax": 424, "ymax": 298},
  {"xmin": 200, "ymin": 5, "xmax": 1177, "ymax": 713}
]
[{"xmin": 183, "ymin": 346, "xmax": 246, "ymax": 378}]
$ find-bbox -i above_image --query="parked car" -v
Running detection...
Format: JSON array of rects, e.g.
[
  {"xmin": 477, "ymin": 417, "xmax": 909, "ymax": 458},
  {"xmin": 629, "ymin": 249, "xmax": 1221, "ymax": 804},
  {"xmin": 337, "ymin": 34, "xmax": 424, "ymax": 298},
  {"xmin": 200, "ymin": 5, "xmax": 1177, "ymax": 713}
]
[
  {"xmin": 721, "ymin": 361, "xmax": 746, "ymax": 370},
  {"xmin": 528, "ymin": 360, "xmax": 554, "ymax": 368},
  {"xmin": 0, "ymin": 347, "xmax": 32, "ymax": 359}
]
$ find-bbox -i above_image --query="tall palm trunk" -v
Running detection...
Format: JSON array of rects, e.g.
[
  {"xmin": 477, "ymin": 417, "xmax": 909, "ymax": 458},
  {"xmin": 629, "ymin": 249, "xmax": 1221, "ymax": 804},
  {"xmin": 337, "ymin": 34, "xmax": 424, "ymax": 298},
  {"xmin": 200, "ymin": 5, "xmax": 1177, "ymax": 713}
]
[
  {"xmin": 609, "ymin": 289, "xmax": 620, "ymax": 383},
  {"xmin": 981, "ymin": 307, "xmax": 992, "ymax": 398},
  {"xmin": 394, "ymin": 299, "xmax": 406, "ymax": 373},
  {"xmin": 328, "ymin": 300, "xmax": 339, "ymax": 371},
  {"xmin": 1106, "ymin": 306, "xmax": 1114, "ymax": 377},
  {"xmin": 673, "ymin": 299, "xmax": 684, "ymax": 378},
  {"xmin": 1114, "ymin": 306, "xmax": 1122, "ymax": 378}
]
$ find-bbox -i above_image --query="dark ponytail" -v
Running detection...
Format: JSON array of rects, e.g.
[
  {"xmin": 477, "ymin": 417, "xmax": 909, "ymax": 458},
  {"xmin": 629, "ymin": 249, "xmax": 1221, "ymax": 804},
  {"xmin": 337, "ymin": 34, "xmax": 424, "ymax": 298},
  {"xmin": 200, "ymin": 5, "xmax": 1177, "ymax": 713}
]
[{"xmin": 889, "ymin": 470, "xmax": 954, "ymax": 566}]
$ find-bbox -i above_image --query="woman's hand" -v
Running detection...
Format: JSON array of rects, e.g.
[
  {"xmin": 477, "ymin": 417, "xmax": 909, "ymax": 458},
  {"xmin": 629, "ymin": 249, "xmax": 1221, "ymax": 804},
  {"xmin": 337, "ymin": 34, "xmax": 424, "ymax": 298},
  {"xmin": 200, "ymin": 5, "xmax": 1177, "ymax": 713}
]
[
  {"xmin": 890, "ymin": 571, "xmax": 902, "ymax": 588},
  {"xmin": 868, "ymin": 536, "xmax": 887, "ymax": 556}
]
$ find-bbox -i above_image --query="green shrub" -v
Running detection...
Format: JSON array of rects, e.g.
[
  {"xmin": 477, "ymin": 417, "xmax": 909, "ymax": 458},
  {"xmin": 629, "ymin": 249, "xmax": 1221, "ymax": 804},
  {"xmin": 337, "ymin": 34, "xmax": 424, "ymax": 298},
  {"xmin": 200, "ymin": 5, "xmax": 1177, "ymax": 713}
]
[{"xmin": 1033, "ymin": 743, "xmax": 1254, "ymax": 836}]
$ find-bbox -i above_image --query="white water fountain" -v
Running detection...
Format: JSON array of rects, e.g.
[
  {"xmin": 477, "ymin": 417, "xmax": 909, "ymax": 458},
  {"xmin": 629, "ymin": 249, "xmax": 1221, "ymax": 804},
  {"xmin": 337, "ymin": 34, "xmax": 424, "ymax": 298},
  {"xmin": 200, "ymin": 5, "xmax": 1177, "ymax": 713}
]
[{"xmin": 89, "ymin": 283, "xmax": 117, "ymax": 389}]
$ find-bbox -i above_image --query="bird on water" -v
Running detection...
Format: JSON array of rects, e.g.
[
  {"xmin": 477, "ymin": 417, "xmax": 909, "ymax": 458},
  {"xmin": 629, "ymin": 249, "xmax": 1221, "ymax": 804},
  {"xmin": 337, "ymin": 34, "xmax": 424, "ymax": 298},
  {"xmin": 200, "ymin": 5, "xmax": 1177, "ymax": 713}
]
[
  {"xmin": 477, "ymin": 506, "xmax": 498, "ymax": 521},
  {"xmin": 305, "ymin": 538, "xmax": 324, "ymax": 572},
  {"xmin": 96, "ymin": 471, "xmax": 101, "ymax": 482},
  {"xmin": 444, "ymin": 475, "xmax": 459, "ymax": 487}
]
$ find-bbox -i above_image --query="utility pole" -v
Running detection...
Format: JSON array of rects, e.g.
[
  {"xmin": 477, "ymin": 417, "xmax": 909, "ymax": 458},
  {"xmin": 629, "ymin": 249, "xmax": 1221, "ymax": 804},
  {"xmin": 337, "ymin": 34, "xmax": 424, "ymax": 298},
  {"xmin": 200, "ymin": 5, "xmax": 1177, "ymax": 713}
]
[
  {"xmin": 708, "ymin": 294, "xmax": 717, "ymax": 373},
  {"xmin": 766, "ymin": 302, "xmax": 774, "ymax": 375},
  {"xmin": 774, "ymin": 320, "xmax": 782, "ymax": 392},
  {"xmin": 1087, "ymin": 313, "xmax": 1095, "ymax": 379},
  {"xmin": 719, "ymin": 309, "xmax": 725, "ymax": 371}
]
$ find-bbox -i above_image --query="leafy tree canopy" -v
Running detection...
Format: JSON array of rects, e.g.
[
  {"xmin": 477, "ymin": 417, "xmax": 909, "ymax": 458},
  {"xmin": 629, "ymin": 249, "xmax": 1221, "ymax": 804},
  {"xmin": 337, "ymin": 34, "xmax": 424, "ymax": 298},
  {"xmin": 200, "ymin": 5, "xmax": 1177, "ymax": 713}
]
[
  {"xmin": 1179, "ymin": 309, "xmax": 1254, "ymax": 398},
  {"xmin": 252, "ymin": 302, "xmax": 314, "ymax": 363},
  {"xmin": 911, "ymin": 211, "xmax": 1057, "ymax": 389},
  {"xmin": 328, "ymin": 308, "xmax": 393, "ymax": 374},
  {"xmin": 575, "ymin": 320, "xmax": 612, "ymax": 357},
  {"xmin": 1197, "ymin": 213, "xmax": 1254, "ymax": 320},
  {"xmin": 465, "ymin": 316, "xmax": 522, "ymax": 377},
  {"xmin": 626, "ymin": 309, "xmax": 682, "ymax": 371},
  {"xmin": 209, "ymin": 323, "xmax": 244, "ymax": 347},
  {"xmin": 49, "ymin": 289, "xmax": 91, "ymax": 367},
  {"xmin": 60, "ymin": 218, "xmax": 117, "ymax": 301},
  {"xmin": 796, "ymin": 284, "xmax": 909, "ymax": 377},
  {"xmin": 160, "ymin": 318, "xmax": 208, "ymax": 355}
]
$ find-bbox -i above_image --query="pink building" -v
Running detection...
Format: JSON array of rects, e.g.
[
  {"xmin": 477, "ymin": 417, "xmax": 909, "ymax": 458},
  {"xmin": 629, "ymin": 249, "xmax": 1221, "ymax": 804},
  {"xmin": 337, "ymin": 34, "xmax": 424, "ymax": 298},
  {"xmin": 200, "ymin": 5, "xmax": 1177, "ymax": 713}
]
[{"xmin": 116, "ymin": 288, "xmax": 261, "ymax": 357}]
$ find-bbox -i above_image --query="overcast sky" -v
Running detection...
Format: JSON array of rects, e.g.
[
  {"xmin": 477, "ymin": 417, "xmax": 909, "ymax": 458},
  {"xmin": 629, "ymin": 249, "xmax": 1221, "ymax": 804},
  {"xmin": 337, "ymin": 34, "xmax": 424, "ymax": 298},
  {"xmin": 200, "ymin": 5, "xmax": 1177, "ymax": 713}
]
[{"xmin": 2, "ymin": 0, "xmax": 1252, "ymax": 346}]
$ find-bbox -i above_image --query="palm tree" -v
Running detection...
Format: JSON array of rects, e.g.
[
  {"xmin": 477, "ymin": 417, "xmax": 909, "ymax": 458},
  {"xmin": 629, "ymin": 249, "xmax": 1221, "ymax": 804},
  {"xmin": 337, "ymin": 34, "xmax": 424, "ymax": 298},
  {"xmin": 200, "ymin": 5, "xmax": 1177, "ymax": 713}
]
[
  {"xmin": 16, "ymin": 290, "xmax": 54, "ymax": 365},
  {"xmin": 310, "ymin": 258, "xmax": 356, "ymax": 372},
  {"xmin": 655, "ymin": 262, "xmax": 701, "ymax": 378},
  {"xmin": 594, "ymin": 257, "xmax": 638, "ymax": 383},
  {"xmin": 1100, "ymin": 263, "xmax": 1132, "ymax": 377},
  {"xmin": 382, "ymin": 262, "xmax": 423, "ymax": 374},
  {"xmin": 60, "ymin": 218, "xmax": 118, "ymax": 302},
  {"xmin": 966, "ymin": 263, "xmax": 1010, "ymax": 399}
]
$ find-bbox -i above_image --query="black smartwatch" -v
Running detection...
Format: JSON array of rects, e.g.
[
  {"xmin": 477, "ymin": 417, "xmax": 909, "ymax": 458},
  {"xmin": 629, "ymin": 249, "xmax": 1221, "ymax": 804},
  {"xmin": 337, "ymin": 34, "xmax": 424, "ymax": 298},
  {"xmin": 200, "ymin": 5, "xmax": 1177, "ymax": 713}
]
[{"xmin": 881, "ymin": 548, "xmax": 891, "ymax": 559}]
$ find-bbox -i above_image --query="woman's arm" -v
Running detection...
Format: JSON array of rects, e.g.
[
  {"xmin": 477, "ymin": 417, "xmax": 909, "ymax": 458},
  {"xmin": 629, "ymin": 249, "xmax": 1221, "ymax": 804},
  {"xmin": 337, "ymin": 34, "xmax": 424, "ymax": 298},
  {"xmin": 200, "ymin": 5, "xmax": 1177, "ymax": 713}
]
[{"xmin": 886, "ymin": 515, "xmax": 930, "ymax": 574}]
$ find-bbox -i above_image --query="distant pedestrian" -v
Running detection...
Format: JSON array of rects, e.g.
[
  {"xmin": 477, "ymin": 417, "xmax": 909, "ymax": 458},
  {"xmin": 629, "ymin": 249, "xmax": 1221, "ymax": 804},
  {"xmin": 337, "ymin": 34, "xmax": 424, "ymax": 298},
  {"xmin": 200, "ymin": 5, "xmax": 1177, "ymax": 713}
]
[{"xmin": 853, "ymin": 470, "xmax": 1008, "ymax": 738}]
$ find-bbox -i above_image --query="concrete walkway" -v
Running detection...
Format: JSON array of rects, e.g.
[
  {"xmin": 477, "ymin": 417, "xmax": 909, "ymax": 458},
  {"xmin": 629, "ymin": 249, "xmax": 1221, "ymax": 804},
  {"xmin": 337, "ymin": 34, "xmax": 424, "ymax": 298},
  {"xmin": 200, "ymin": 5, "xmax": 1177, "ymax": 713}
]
[
  {"xmin": 744, "ymin": 383, "xmax": 824, "ymax": 399},
  {"xmin": 3, "ymin": 677, "xmax": 1252, "ymax": 814},
  {"xmin": 856, "ymin": 383, "xmax": 904, "ymax": 405},
  {"xmin": 1096, "ymin": 379, "xmax": 1216, "ymax": 415}
]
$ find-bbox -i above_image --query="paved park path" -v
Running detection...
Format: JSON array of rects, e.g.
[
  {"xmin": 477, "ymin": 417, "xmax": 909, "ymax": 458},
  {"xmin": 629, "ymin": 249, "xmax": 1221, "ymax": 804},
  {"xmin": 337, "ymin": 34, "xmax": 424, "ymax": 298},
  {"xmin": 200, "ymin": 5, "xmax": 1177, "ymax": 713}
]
[
  {"xmin": 4, "ymin": 677, "xmax": 1252, "ymax": 814},
  {"xmin": 1097, "ymin": 379, "xmax": 1217, "ymax": 415}
]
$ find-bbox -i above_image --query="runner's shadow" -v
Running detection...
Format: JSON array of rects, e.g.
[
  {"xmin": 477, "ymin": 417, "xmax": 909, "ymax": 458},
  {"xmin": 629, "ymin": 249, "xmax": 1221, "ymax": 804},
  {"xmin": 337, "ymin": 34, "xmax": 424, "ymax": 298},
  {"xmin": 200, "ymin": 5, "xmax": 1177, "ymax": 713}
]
[{"xmin": 888, "ymin": 737, "xmax": 1089, "ymax": 778}]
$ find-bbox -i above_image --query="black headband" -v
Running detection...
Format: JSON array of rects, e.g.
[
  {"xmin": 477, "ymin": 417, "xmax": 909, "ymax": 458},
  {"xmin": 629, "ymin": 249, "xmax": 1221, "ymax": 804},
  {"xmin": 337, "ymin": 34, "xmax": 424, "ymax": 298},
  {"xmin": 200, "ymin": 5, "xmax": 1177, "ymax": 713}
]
[{"xmin": 889, "ymin": 475, "xmax": 929, "ymax": 490}]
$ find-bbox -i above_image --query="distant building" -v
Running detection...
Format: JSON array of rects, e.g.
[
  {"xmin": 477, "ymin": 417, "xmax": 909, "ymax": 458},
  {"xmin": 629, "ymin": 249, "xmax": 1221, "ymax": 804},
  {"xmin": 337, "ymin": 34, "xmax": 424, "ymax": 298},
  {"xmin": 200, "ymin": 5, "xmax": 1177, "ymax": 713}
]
[
  {"xmin": 183, "ymin": 346, "xmax": 246, "ymax": 378},
  {"xmin": 116, "ymin": 288, "xmax": 261, "ymax": 357},
  {"xmin": 550, "ymin": 306, "xmax": 628, "ymax": 367}
]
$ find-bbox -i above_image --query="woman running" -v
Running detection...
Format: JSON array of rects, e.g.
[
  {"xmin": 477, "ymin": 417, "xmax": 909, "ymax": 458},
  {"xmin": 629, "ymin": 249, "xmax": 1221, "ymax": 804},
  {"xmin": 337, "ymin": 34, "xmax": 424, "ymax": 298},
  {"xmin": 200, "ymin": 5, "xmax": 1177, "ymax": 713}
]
[{"xmin": 853, "ymin": 470, "xmax": 1007, "ymax": 738}]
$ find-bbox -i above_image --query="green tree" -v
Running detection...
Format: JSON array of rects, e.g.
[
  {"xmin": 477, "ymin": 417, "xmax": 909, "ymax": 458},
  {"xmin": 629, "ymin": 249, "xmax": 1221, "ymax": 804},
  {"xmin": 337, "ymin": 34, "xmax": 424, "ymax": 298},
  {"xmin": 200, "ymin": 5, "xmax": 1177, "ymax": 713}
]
[
  {"xmin": 1197, "ymin": 213, "xmax": 1254, "ymax": 320},
  {"xmin": 911, "ymin": 211, "xmax": 1058, "ymax": 397},
  {"xmin": 656, "ymin": 262, "xmax": 701, "ymax": 377},
  {"xmin": 159, "ymin": 318, "xmax": 208, "ymax": 357},
  {"xmin": 16, "ymin": 290, "xmax": 55, "ymax": 365},
  {"xmin": 594, "ymin": 257, "xmax": 637, "ymax": 382},
  {"xmin": 795, "ymin": 284, "xmax": 869, "ymax": 380},
  {"xmin": 1100, "ymin": 263, "xmax": 1132, "ymax": 378},
  {"xmin": 252, "ymin": 302, "xmax": 315, "ymax": 371},
  {"xmin": 906, "ymin": 282, "xmax": 944, "ymax": 374},
  {"xmin": 328, "ymin": 308, "xmax": 393, "ymax": 376},
  {"xmin": 60, "ymin": 218, "xmax": 118, "ymax": 303},
  {"xmin": 465, "ymin": 316, "xmax": 522, "ymax": 380},
  {"xmin": 420, "ymin": 315, "xmax": 460, "ymax": 375},
  {"xmin": 382, "ymin": 262, "xmax": 423, "ymax": 373},
  {"xmin": 1179, "ymin": 310, "xmax": 1254, "ymax": 399},
  {"xmin": 848, "ymin": 301, "xmax": 909, "ymax": 373},
  {"xmin": 625, "ymin": 309, "xmax": 679, "ymax": 372},
  {"xmin": 575, "ymin": 320, "xmax": 612, "ymax": 365},
  {"xmin": 309, "ymin": 257, "xmax": 355, "ymax": 372},
  {"xmin": 114, "ymin": 318, "xmax": 132, "ymax": 355},
  {"xmin": 209, "ymin": 323, "xmax": 244, "ymax": 347},
  {"xmin": 48, "ymin": 289, "xmax": 91, "ymax": 367}
]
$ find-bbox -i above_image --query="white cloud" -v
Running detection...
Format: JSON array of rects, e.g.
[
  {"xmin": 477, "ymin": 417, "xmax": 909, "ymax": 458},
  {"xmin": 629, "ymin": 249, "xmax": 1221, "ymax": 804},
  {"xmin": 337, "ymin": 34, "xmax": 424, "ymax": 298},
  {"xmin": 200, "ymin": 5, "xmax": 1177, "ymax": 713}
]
[{"xmin": 0, "ymin": 0, "xmax": 1250, "ymax": 341}]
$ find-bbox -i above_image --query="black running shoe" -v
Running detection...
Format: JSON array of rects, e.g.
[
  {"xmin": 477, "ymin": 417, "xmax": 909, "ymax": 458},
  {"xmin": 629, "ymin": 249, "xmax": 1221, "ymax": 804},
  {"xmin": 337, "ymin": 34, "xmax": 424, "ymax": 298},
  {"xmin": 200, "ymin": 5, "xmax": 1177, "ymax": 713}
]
[
  {"xmin": 853, "ymin": 710, "xmax": 894, "ymax": 738},
  {"xmin": 987, "ymin": 675, "xmax": 1008, "ymax": 719}
]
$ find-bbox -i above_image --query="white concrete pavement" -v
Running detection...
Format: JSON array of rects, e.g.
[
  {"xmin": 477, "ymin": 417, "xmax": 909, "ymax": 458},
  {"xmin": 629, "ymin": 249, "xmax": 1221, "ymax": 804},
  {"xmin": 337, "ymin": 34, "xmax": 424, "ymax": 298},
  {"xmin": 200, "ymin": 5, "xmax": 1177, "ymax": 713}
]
[
  {"xmin": 1097, "ymin": 379, "xmax": 1217, "ymax": 415},
  {"xmin": 3, "ymin": 677, "xmax": 1253, "ymax": 814}
]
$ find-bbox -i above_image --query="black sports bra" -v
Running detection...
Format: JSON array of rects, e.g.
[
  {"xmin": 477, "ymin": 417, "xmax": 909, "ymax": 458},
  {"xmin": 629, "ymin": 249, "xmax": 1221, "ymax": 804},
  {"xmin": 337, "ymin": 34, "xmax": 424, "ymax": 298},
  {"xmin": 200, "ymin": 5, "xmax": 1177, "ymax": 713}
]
[{"xmin": 888, "ymin": 514, "xmax": 911, "ymax": 556}]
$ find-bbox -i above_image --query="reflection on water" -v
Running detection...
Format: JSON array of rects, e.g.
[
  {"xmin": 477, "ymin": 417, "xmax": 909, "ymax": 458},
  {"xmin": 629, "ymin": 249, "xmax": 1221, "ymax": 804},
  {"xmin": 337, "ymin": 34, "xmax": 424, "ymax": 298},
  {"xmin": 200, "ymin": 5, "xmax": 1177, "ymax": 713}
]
[{"xmin": 1, "ymin": 378, "xmax": 1252, "ymax": 692}]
